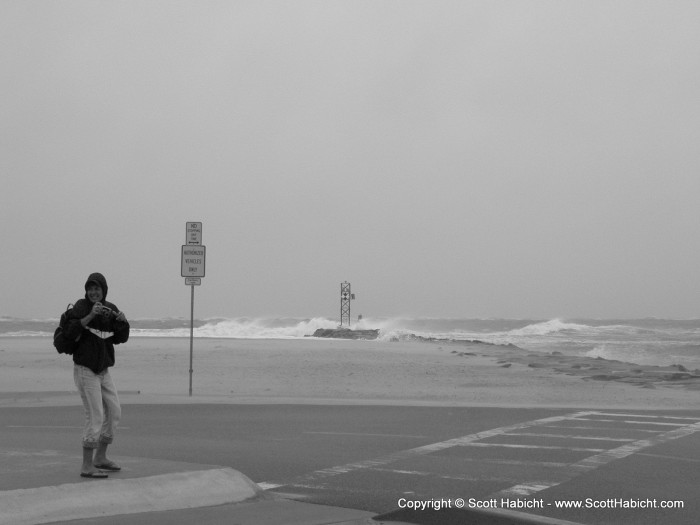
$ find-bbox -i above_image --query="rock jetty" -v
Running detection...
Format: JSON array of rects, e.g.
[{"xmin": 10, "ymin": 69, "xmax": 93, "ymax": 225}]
[{"xmin": 311, "ymin": 328, "xmax": 380, "ymax": 340}]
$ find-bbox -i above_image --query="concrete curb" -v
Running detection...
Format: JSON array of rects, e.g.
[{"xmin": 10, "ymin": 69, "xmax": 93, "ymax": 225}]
[{"xmin": 0, "ymin": 467, "xmax": 263, "ymax": 525}]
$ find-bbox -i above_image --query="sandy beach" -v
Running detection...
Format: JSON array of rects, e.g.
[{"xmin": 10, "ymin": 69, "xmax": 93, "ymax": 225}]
[{"xmin": 0, "ymin": 336, "xmax": 698, "ymax": 409}]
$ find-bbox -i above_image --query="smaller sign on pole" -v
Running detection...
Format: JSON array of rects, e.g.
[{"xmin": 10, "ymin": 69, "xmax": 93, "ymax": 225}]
[
  {"xmin": 185, "ymin": 277, "xmax": 201, "ymax": 286},
  {"xmin": 187, "ymin": 222, "xmax": 202, "ymax": 245}
]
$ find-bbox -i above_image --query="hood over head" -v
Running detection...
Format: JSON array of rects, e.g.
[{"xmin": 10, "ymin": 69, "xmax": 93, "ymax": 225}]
[{"xmin": 84, "ymin": 272, "xmax": 108, "ymax": 301}]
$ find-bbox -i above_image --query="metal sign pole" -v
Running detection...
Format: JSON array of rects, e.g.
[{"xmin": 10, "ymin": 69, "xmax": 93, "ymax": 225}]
[{"xmin": 189, "ymin": 284, "xmax": 194, "ymax": 396}]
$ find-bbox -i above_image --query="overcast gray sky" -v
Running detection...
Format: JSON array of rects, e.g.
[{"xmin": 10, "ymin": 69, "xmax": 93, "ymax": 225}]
[{"xmin": 2, "ymin": 1, "xmax": 699, "ymax": 320}]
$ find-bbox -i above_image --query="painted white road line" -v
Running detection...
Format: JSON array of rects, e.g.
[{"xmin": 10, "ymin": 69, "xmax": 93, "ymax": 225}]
[
  {"xmin": 262, "ymin": 410, "xmax": 700, "ymax": 501},
  {"xmin": 258, "ymin": 482, "xmax": 285, "ymax": 490},
  {"xmin": 304, "ymin": 431, "xmax": 427, "ymax": 438},
  {"xmin": 505, "ymin": 432, "xmax": 636, "ymax": 442},
  {"xmin": 491, "ymin": 419, "xmax": 700, "ymax": 499},
  {"xmin": 574, "ymin": 418, "xmax": 689, "ymax": 427},
  {"xmin": 540, "ymin": 424, "xmax": 665, "ymax": 433},
  {"xmin": 463, "ymin": 458, "xmax": 571, "ymax": 468},
  {"xmin": 259, "ymin": 410, "xmax": 596, "ymax": 490},
  {"xmin": 6, "ymin": 425, "xmax": 130, "ymax": 429},
  {"xmin": 638, "ymin": 452, "xmax": 700, "ymax": 464},
  {"xmin": 588, "ymin": 412, "xmax": 700, "ymax": 420},
  {"xmin": 461, "ymin": 443, "xmax": 606, "ymax": 452},
  {"xmin": 6, "ymin": 426, "xmax": 85, "ymax": 429},
  {"xmin": 366, "ymin": 467, "xmax": 517, "ymax": 483}
]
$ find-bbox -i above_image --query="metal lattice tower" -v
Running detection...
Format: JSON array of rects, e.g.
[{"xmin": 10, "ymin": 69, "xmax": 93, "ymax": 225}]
[{"xmin": 340, "ymin": 281, "xmax": 354, "ymax": 327}]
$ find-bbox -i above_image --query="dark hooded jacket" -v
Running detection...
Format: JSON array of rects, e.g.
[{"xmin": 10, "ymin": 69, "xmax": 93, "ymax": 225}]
[{"xmin": 65, "ymin": 272, "xmax": 130, "ymax": 374}]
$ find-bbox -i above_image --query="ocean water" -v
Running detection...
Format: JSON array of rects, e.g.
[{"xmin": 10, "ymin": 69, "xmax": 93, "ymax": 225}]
[{"xmin": 1, "ymin": 316, "xmax": 699, "ymax": 370}]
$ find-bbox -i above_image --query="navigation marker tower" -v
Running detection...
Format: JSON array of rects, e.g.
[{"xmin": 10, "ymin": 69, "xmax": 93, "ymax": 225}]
[{"xmin": 340, "ymin": 281, "xmax": 355, "ymax": 327}]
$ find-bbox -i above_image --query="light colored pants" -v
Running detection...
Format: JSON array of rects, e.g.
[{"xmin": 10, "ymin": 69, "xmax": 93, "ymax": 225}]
[{"xmin": 73, "ymin": 365, "xmax": 121, "ymax": 449}]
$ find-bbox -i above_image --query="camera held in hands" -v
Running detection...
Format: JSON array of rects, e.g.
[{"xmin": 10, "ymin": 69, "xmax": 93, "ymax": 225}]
[{"xmin": 98, "ymin": 305, "xmax": 113, "ymax": 317}]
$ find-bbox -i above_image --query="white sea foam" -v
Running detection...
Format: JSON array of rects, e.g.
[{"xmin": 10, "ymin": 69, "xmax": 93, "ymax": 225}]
[
  {"xmin": 133, "ymin": 317, "xmax": 338, "ymax": 339},
  {"xmin": 2, "ymin": 316, "xmax": 699, "ymax": 368},
  {"xmin": 507, "ymin": 319, "xmax": 590, "ymax": 336},
  {"xmin": 584, "ymin": 345, "xmax": 612, "ymax": 360},
  {"xmin": 584, "ymin": 344, "xmax": 665, "ymax": 366}
]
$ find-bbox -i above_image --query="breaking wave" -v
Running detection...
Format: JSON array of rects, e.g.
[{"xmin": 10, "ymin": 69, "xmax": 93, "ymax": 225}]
[
  {"xmin": 506, "ymin": 319, "xmax": 590, "ymax": 336},
  {"xmin": 132, "ymin": 317, "xmax": 339, "ymax": 339},
  {"xmin": 1, "ymin": 316, "xmax": 699, "ymax": 368}
]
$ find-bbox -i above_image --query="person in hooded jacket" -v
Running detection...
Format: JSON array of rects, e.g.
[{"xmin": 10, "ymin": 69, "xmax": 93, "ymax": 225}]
[{"xmin": 64, "ymin": 272, "xmax": 129, "ymax": 478}]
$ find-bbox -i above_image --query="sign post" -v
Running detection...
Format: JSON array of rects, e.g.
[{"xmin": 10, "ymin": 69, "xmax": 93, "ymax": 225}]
[
  {"xmin": 189, "ymin": 284, "xmax": 194, "ymax": 396},
  {"xmin": 182, "ymin": 223, "xmax": 206, "ymax": 396}
]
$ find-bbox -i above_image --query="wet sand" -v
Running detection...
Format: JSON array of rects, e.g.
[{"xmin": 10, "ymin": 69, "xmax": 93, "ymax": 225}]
[{"xmin": 0, "ymin": 337, "xmax": 698, "ymax": 408}]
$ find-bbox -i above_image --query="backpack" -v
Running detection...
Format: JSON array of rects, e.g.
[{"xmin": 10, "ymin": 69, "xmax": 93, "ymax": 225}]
[{"xmin": 53, "ymin": 304, "xmax": 80, "ymax": 355}]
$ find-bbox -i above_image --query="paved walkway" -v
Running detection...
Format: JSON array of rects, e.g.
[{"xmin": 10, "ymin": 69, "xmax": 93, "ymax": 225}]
[{"xmin": 3, "ymin": 399, "xmax": 699, "ymax": 525}]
